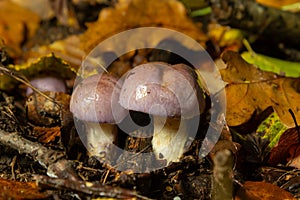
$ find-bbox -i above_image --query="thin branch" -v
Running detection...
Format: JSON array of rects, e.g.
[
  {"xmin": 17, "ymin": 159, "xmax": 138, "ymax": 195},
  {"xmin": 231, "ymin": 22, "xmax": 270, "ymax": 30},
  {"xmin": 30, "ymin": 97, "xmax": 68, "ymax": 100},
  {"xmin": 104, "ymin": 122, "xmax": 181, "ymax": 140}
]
[
  {"xmin": 35, "ymin": 175, "xmax": 154, "ymax": 200},
  {"xmin": 0, "ymin": 129, "xmax": 81, "ymax": 181},
  {"xmin": 210, "ymin": 0, "xmax": 300, "ymax": 48},
  {"xmin": 288, "ymin": 109, "xmax": 300, "ymax": 139},
  {"xmin": 0, "ymin": 129, "xmax": 65, "ymax": 169},
  {"xmin": 0, "ymin": 64, "xmax": 59, "ymax": 107}
]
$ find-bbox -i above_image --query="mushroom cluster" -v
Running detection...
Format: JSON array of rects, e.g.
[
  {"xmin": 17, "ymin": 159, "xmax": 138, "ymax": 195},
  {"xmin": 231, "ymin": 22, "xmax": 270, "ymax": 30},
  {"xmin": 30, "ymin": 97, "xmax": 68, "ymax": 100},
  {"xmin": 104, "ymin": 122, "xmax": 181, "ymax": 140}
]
[{"xmin": 70, "ymin": 61, "xmax": 205, "ymax": 167}]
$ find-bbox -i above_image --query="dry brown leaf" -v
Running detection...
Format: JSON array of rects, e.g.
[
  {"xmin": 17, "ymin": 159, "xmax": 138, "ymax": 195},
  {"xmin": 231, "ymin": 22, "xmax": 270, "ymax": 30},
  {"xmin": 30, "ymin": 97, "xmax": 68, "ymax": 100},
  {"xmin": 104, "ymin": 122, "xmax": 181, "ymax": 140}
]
[
  {"xmin": 26, "ymin": 91, "xmax": 71, "ymax": 127},
  {"xmin": 0, "ymin": 53, "xmax": 76, "ymax": 91},
  {"xmin": 235, "ymin": 181, "xmax": 296, "ymax": 200},
  {"xmin": 0, "ymin": 1, "xmax": 40, "ymax": 57},
  {"xmin": 80, "ymin": 0, "xmax": 207, "ymax": 53},
  {"xmin": 289, "ymin": 148, "xmax": 300, "ymax": 168},
  {"xmin": 33, "ymin": 126, "xmax": 61, "ymax": 144},
  {"xmin": 0, "ymin": 178, "xmax": 47, "ymax": 199},
  {"xmin": 269, "ymin": 128, "xmax": 300, "ymax": 166},
  {"xmin": 24, "ymin": 35, "xmax": 84, "ymax": 68},
  {"xmin": 221, "ymin": 51, "xmax": 300, "ymax": 128}
]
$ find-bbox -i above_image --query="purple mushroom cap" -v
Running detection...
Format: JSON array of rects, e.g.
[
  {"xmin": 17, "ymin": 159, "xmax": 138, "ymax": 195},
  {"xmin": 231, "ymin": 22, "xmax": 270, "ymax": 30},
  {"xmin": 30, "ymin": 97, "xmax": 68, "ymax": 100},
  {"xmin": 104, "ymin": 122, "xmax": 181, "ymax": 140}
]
[
  {"xmin": 119, "ymin": 62, "xmax": 205, "ymax": 118},
  {"xmin": 26, "ymin": 76, "xmax": 67, "ymax": 96},
  {"xmin": 70, "ymin": 73, "xmax": 127, "ymax": 123}
]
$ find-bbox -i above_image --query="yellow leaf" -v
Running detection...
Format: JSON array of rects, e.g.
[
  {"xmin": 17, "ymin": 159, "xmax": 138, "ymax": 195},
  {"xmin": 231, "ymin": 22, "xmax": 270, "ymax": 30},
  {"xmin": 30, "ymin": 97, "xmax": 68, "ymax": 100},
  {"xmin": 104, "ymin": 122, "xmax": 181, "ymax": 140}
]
[
  {"xmin": 80, "ymin": 0, "xmax": 207, "ymax": 53},
  {"xmin": 221, "ymin": 51, "xmax": 300, "ymax": 128},
  {"xmin": 256, "ymin": 0, "xmax": 300, "ymax": 8},
  {"xmin": 25, "ymin": 0, "xmax": 207, "ymax": 71},
  {"xmin": 0, "ymin": 1, "xmax": 40, "ymax": 57},
  {"xmin": 0, "ymin": 54, "xmax": 76, "ymax": 90}
]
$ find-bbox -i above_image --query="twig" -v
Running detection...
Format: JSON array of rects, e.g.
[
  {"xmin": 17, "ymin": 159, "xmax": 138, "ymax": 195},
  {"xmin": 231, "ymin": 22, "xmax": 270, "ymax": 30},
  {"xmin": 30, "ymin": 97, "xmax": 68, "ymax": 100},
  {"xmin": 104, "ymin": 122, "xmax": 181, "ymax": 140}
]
[
  {"xmin": 0, "ymin": 64, "xmax": 59, "ymax": 107},
  {"xmin": 0, "ymin": 129, "xmax": 81, "ymax": 181},
  {"xmin": 289, "ymin": 109, "xmax": 300, "ymax": 139},
  {"xmin": 10, "ymin": 155, "xmax": 17, "ymax": 180},
  {"xmin": 35, "ymin": 175, "xmax": 154, "ymax": 200},
  {"xmin": 0, "ymin": 129, "xmax": 65, "ymax": 169},
  {"xmin": 112, "ymin": 144, "xmax": 152, "ymax": 169},
  {"xmin": 209, "ymin": 0, "xmax": 300, "ymax": 48}
]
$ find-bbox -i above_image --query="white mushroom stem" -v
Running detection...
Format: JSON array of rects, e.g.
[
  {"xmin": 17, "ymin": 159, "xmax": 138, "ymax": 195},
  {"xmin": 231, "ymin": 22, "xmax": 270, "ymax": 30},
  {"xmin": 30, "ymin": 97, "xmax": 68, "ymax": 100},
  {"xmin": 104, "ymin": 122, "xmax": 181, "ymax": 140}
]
[
  {"xmin": 84, "ymin": 122, "xmax": 117, "ymax": 157},
  {"xmin": 151, "ymin": 117, "xmax": 188, "ymax": 164}
]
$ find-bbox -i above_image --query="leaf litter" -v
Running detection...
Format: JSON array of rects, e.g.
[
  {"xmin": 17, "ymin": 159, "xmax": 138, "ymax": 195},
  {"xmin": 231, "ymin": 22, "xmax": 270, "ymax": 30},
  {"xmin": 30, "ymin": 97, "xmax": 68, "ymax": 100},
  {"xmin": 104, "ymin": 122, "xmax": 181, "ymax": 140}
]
[
  {"xmin": 0, "ymin": 0, "xmax": 300, "ymax": 199},
  {"xmin": 221, "ymin": 51, "xmax": 300, "ymax": 128}
]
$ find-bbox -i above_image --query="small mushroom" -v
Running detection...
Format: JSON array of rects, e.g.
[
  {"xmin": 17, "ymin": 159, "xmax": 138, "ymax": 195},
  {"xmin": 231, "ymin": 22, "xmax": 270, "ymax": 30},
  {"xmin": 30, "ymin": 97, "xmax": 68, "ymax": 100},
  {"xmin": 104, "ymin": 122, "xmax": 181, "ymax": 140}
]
[
  {"xmin": 119, "ymin": 62, "xmax": 205, "ymax": 165},
  {"xmin": 26, "ymin": 76, "xmax": 67, "ymax": 96},
  {"xmin": 70, "ymin": 73, "xmax": 127, "ymax": 158}
]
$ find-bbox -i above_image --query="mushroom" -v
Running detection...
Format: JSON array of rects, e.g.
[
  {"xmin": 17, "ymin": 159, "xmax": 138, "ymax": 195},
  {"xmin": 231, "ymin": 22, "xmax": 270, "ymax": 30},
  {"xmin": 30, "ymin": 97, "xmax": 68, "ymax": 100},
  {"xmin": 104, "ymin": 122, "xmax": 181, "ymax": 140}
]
[
  {"xmin": 70, "ymin": 73, "xmax": 127, "ymax": 158},
  {"xmin": 119, "ymin": 62, "xmax": 205, "ymax": 165},
  {"xmin": 26, "ymin": 76, "xmax": 67, "ymax": 96}
]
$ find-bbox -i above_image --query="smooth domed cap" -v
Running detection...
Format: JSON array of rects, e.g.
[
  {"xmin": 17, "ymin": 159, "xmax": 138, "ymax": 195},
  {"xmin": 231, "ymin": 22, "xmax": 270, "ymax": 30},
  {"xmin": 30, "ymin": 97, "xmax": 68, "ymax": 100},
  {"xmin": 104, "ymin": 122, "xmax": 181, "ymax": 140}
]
[
  {"xmin": 70, "ymin": 73, "xmax": 127, "ymax": 123},
  {"xmin": 26, "ymin": 76, "xmax": 67, "ymax": 96},
  {"xmin": 119, "ymin": 62, "xmax": 205, "ymax": 118}
]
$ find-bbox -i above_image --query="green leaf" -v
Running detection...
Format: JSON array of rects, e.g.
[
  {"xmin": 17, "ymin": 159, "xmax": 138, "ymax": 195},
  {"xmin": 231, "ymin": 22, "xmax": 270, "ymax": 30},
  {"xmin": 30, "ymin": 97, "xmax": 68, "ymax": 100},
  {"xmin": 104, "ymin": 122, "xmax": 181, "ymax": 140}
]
[
  {"xmin": 241, "ymin": 40, "xmax": 300, "ymax": 78},
  {"xmin": 190, "ymin": 7, "xmax": 211, "ymax": 17},
  {"xmin": 281, "ymin": 2, "xmax": 300, "ymax": 12},
  {"xmin": 257, "ymin": 112, "xmax": 288, "ymax": 149},
  {"xmin": 242, "ymin": 52, "xmax": 300, "ymax": 78}
]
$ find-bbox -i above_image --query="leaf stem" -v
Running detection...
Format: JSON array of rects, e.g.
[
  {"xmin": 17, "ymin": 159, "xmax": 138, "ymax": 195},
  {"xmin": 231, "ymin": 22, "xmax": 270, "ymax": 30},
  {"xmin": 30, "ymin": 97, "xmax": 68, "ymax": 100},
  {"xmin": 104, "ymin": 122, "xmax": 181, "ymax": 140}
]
[{"xmin": 288, "ymin": 109, "xmax": 300, "ymax": 140}]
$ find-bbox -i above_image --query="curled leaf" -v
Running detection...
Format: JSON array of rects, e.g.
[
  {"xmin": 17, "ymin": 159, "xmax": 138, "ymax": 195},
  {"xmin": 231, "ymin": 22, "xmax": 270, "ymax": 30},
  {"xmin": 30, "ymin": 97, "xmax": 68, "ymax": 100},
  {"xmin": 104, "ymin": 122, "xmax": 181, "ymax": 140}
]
[
  {"xmin": 0, "ymin": 54, "xmax": 76, "ymax": 90},
  {"xmin": 269, "ymin": 127, "xmax": 300, "ymax": 166},
  {"xmin": 235, "ymin": 181, "xmax": 296, "ymax": 200}
]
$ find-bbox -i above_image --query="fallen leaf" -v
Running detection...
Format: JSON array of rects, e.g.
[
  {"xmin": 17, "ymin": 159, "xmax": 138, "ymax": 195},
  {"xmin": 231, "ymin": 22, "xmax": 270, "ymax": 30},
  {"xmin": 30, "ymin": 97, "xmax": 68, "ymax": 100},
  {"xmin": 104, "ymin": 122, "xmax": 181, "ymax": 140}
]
[
  {"xmin": 0, "ymin": 178, "xmax": 48, "ymax": 199},
  {"xmin": 257, "ymin": 111, "xmax": 288, "ymax": 148},
  {"xmin": 0, "ymin": 1, "xmax": 40, "ymax": 57},
  {"xmin": 221, "ymin": 51, "xmax": 300, "ymax": 128},
  {"xmin": 15, "ymin": 53, "xmax": 76, "ymax": 79},
  {"xmin": 269, "ymin": 127, "xmax": 300, "ymax": 166},
  {"xmin": 288, "ymin": 146, "xmax": 300, "ymax": 169},
  {"xmin": 80, "ymin": 0, "xmax": 207, "ymax": 53},
  {"xmin": 0, "ymin": 53, "xmax": 76, "ymax": 90},
  {"xmin": 235, "ymin": 181, "xmax": 296, "ymax": 200},
  {"xmin": 32, "ymin": 126, "xmax": 61, "ymax": 144},
  {"xmin": 256, "ymin": 0, "xmax": 300, "ymax": 9},
  {"xmin": 241, "ymin": 49, "xmax": 300, "ymax": 78},
  {"xmin": 25, "ymin": 0, "xmax": 207, "ymax": 70},
  {"xmin": 24, "ymin": 35, "xmax": 84, "ymax": 68},
  {"xmin": 26, "ymin": 91, "xmax": 71, "ymax": 127},
  {"xmin": 11, "ymin": 0, "xmax": 54, "ymax": 20},
  {"xmin": 208, "ymin": 23, "xmax": 244, "ymax": 51}
]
